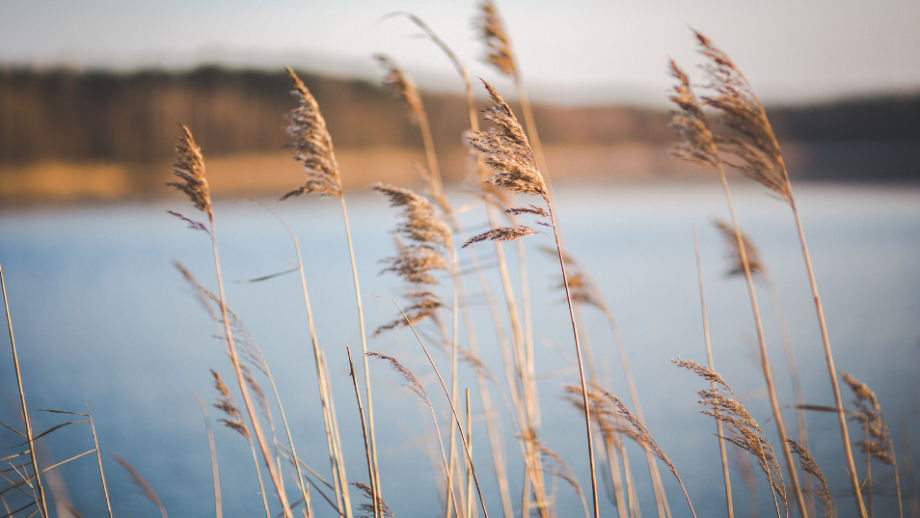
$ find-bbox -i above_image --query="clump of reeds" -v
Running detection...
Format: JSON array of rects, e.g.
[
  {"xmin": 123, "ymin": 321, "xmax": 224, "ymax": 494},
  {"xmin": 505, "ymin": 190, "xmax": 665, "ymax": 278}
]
[
  {"xmin": 687, "ymin": 31, "xmax": 866, "ymax": 515},
  {"xmin": 464, "ymin": 79, "xmax": 600, "ymax": 518},
  {"xmin": 670, "ymin": 43, "xmax": 809, "ymax": 517}
]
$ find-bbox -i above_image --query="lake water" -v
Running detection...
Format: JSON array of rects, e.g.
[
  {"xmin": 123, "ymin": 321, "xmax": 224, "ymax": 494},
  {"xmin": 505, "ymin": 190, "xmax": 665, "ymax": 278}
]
[{"xmin": 0, "ymin": 181, "xmax": 918, "ymax": 518}]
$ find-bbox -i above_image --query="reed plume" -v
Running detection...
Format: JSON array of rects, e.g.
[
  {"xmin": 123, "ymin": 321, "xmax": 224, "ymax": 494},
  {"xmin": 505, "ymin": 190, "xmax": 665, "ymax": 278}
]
[
  {"xmin": 111, "ymin": 454, "xmax": 167, "ymax": 518},
  {"xmin": 466, "ymin": 80, "xmax": 599, "ymax": 518},
  {"xmin": 168, "ymin": 126, "xmax": 293, "ymax": 518},
  {"xmin": 674, "ymin": 359, "xmax": 787, "ymax": 518},
  {"xmin": 282, "ymin": 68, "xmax": 342, "ymax": 200},
  {"xmin": 691, "ymin": 31, "xmax": 865, "ymax": 516},
  {"xmin": 353, "ymin": 482, "xmax": 394, "ymax": 518},
  {"xmin": 468, "ymin": 81, "xmax": 546, "ymax": 199},
  {"xmin": 604, "ymin": 393, "xmax": 697, "ymax": 518},
  {"xmin": 167, "ymin": 125, "xmax": 211, "ymax": 214},
  {"xmin": 475, "ymin": 0, "xmax": 552, "ymax": 194},
  {"xmin": 284, "ymin": 67, "xmax": 381, "ymax": 501},
  {"xmin": 787, "ymin": 440, "xmax": 833, "ymax": 518},
  {"xmin": 713, "ymin": 220, "xmax": 764, "ymax": 277},
  {"xmin": 842, "ymin": 372, "xmax": 902, "ymax": 518},
  {"xmin": 669, "ymin": 54, "xmax": 807, "ymax": 517},
  {"xmin": 375, "ymin": 55, "xmax": 442, "ymax": 190}
]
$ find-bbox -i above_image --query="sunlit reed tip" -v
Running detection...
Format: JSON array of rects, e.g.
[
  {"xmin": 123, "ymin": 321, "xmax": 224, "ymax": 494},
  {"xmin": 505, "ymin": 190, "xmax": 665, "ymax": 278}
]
[
  {"xmin": 167, "ymin": 124, "xmax": 211, "ymax": 216},
  {"xmin": 283, "ymin": 67, "xmax": 342, "ymax": 200},
  {"xmin": 468, "ymin": 81, "xmax": 547, "ymax": 198}
]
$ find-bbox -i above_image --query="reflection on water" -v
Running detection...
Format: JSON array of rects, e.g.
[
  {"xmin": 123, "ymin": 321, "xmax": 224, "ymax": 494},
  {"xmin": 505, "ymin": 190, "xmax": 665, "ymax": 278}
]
[{"xmin": 0, "ymin": 181, "xmax": 917, "ymax": 518}]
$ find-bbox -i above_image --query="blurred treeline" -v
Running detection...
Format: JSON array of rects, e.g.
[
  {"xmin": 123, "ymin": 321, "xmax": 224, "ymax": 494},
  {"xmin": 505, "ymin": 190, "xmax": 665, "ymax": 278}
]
[{"xmin": 1, "ymin": 64, "xmax": 918, "ymax": 169}]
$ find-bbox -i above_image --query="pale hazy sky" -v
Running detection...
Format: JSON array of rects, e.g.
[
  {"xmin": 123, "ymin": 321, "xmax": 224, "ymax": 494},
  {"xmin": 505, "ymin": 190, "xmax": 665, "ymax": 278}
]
[{"xmin": 1, "ymin": 0, "xmax": 918, "ymax": 105}]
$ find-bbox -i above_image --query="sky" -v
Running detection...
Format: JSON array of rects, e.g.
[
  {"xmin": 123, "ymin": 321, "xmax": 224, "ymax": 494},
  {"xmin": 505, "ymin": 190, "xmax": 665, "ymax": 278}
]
[{"xmin": 1, "ymin": 0, "xmax": 919, "ymax": 106}]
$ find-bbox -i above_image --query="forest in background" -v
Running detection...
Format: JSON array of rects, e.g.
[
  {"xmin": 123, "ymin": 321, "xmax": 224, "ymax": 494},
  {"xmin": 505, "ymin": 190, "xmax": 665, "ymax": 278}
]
[{"xmin": 1, "ymin": 66, "xmax": 918, "ymax": 202}]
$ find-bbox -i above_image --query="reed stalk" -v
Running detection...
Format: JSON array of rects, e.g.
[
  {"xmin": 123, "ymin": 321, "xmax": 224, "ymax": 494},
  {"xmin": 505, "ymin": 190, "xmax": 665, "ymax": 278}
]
[
  {"xmin": 193, "ymin": 395, "xmax": 221, "ymax": 518},
  {"xmin": 463, "ymin": 81, "xmax": 599, "ymax": 518},
  {"xmin": 86, "ymin": 402, "xmax": 113, "ymax": 518},
  {"xmin": 688, "ymin": 32, "xmax": 866, "ymax": 517},
  {"xmin": 282, "ymin": 68, "xmax": 382, "ymax": 502},
  {"xmin": 668, "ymin": 57, "xmax": 806, "ymax": 517},
  {"xmin": 692, "ymin": 228, "xmax": 733, "ymax": 518},
  {"xmin": 383, "ymin": 14, "xmax": 541, "ymax": 517},
  {"xmin": 374, "ymin": 297, "xmax": 491, "ymax": 518},
  {"xmin": 347, "ymin": 348, "xmax": 379, "ymax": 518},
  {"xmin": 0, "ymin": 261, "xmax": 49, "ymax": 518},
  {"xmin": 714, "ymin": 218, "xmax": 816, "ymax": 516},
  {"xmin": 168, "ymin": 125, "xmax": 293, "ymax": 518}
]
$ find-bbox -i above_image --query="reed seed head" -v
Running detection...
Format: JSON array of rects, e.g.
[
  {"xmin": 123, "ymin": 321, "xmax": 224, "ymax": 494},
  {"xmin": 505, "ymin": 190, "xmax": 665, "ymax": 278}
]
[
  {"xmin": 462, "ymin": 225, "xmax": 537, "ymax": 248},
  {"xmin": 468, "ymin": 81, "xmax": 547, "ymax": 198},
  {"xmin": 375, "ymin": 54, "xmax": 425, "ymax": 126},
  {"xmin": 367, "ymin": 351, "xmax": 430, "ymax": 406},
  {"xmin": 371, "ymin": 183, "xmax": 452, "ymax": 248},
  {"xmin": 283, "ymin": 67, "xmax": 342, "ymax": 200},
  {"xmin": 353, "ymin": 481, "xmax": 394, "ymax": 518},
  {"xmin": 168, "ymin": 124, "xmax": 211, "ymax": 215},
  {"xmin": 668, "ymin": 60, "xmax": 720, "ymax": 170},
  {"xmin": 211, "ymin": 369, "xmax": 249, "ymax": 439},
  {"xmin": 694, "ymin": 30, "xmax": 791, "ymax": 202},
  {"xmin": 842, "ymin": 372, "xmax": 894, "ymax": 465},
  {"xmin": 713, "ymin": 219, "xmax": 765, "ymax": 278},
  {"xmin": 476, "ymin": 0, "xmax": 516, "ymax": 77},
  {"xmin": 787, "ymin": 440, "xmax": 833, "ymax": 518}
]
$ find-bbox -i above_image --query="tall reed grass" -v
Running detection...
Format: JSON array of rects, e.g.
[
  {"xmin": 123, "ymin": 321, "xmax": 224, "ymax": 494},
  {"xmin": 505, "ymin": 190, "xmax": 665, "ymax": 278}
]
[{"xmin": 0, "ymin": 5, "xmax": 915, "ymax": 518}]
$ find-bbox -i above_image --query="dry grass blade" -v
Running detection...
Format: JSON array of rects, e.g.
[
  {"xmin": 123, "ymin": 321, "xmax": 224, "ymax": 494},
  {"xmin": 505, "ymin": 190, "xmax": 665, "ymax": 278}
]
[
  {"xmin": 713, "ymin": 219, "xmax": 764, "ymax": 277},
  {"xmin": 353, "ymin": 482, "xmax": 393, "ymax": 518},
  {"xmin": 787, "ymin": 440, "xmax": 833, "ymax": 518},
  {"xmin": 462, "ymin": 226, "xmax": 536, "ymax": 248},
  {"xmin": 668, "ymin": 59, "xmax": 720, "ymax": 169},
  {"xmin": 111, "ymin": 454, "xmax": 167, "ymax": 518},
  {"xmin": 283, "ymin": 67, "xmax": 342, "ymax": 200},
  {"xmin": 694, "ymin": 31, "xmax": 791, "ymax": 202},
  {"xmin": 467, "ymin": 81, "xmax": 547, "ymax": 198},
  {"xmin": 842, "ymin": 373, "xmax": 895, "ymax": 465},
  {"xmin": 375, "ymin": 55, "xmax": 424, "ymax": 126},
  {"xmin": 475, "ymin": 0, "xmax": 515, "ymax": 77},
  {"xmin": 167, "ymin": 124, "xmax": 211, "ymax": 214}
]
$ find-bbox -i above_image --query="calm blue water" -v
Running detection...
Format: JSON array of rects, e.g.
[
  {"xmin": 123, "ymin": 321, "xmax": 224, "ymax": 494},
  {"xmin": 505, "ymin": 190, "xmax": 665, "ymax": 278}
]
[{"xmin": 0, "ymin": 181, "xmax": 917, "ymax": 518}]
